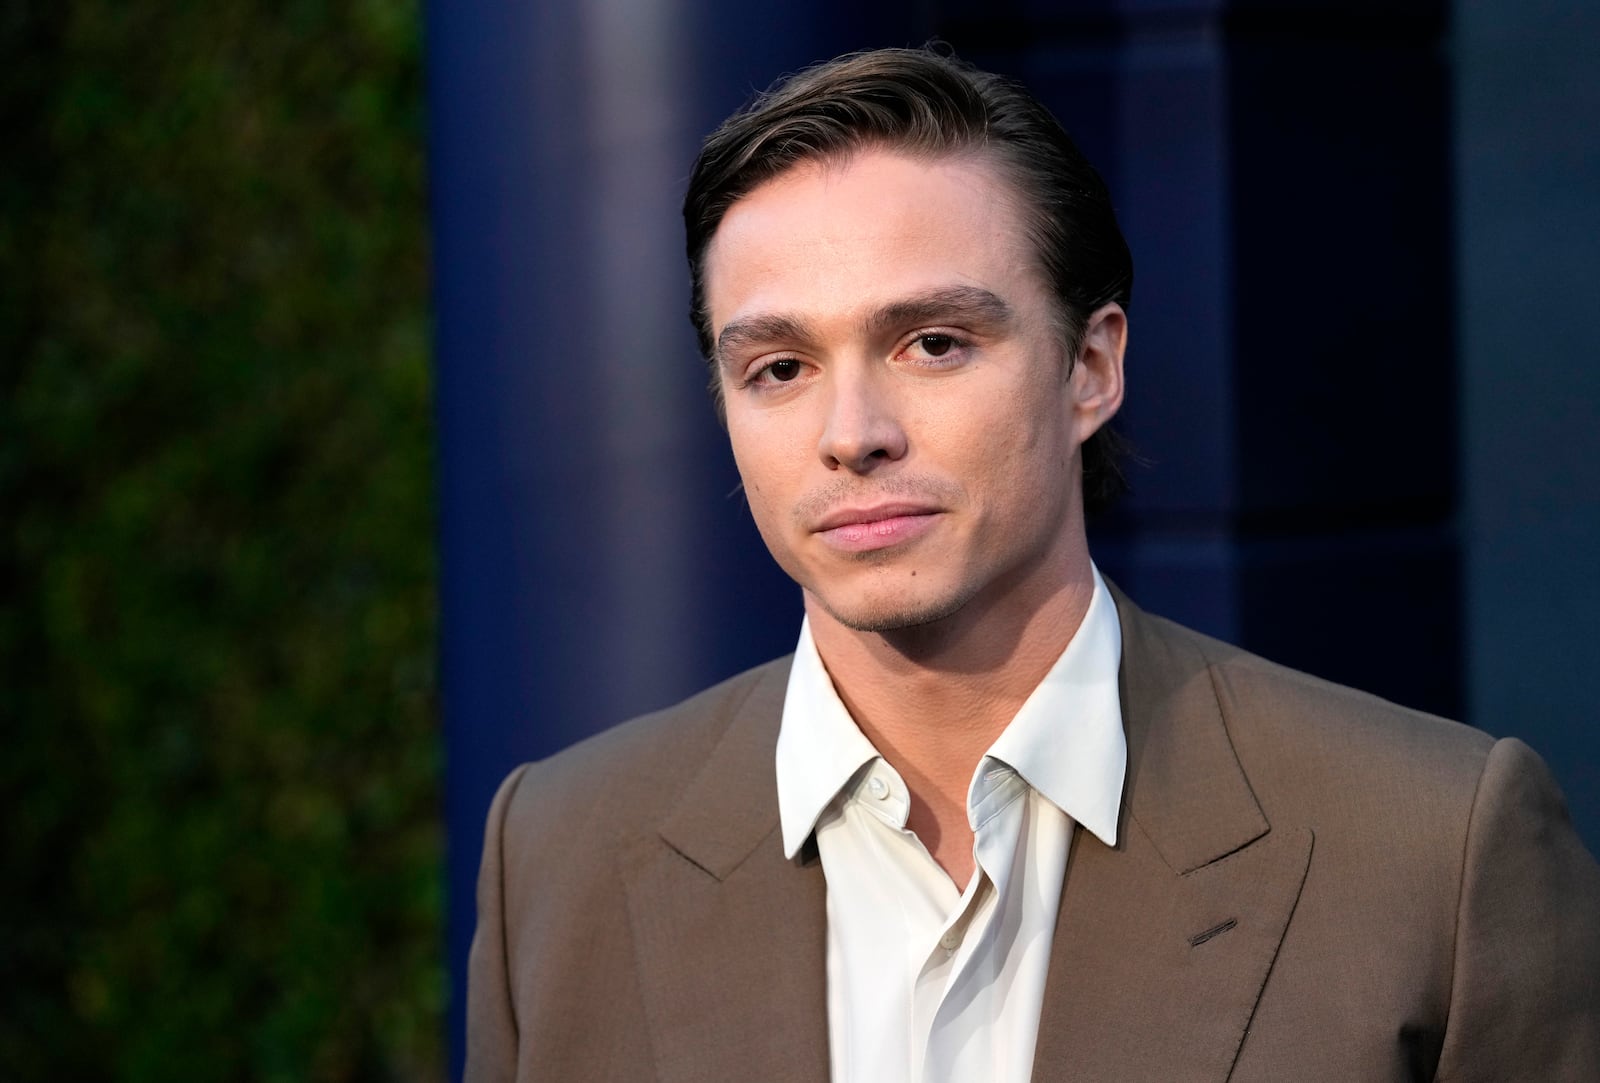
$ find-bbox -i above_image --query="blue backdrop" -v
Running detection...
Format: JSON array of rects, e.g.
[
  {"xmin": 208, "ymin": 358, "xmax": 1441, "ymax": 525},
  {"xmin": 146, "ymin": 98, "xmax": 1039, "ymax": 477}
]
[{"xmin": 428, "ymin": 1, "xmax": 1600, "ymax": 1075}]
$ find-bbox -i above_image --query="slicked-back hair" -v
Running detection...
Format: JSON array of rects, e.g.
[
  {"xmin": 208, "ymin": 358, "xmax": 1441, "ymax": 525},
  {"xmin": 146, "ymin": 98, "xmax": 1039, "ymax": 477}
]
[{"xmin": 683, "ymin": 46, "xmax": 1136, "ymax": 513}]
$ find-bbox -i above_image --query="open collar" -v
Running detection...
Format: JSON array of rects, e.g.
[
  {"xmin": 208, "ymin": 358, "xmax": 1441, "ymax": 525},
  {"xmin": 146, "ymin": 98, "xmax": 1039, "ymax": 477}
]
[
  {"xmin": 775, "ymin": 567, "xmax": 1127, "ymax": 859},
  {"xmin": 626, "ymin": 585, "xmax": 1311, "ymax": 1083}
]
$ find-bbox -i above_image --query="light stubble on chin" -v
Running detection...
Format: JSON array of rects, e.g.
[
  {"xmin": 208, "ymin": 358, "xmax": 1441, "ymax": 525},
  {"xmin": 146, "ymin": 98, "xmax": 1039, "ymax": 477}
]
[
  {"xmin": 806, "ymin": 551, "xmax": 981, "ymax": 636},
  {"xmin": 819, "ymin": 590, "xmax": 973, "ymax": 635}
]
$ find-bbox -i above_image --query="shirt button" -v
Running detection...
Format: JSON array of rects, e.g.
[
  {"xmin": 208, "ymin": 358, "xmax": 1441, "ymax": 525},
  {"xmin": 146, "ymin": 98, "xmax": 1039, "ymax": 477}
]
[
  {"xmin": 940, "ymin": 930, "xmax": 961, "ymax": 950},
  {"xmin": 867, "ymin": 776, "xmax": 890, "ymax": 800}
]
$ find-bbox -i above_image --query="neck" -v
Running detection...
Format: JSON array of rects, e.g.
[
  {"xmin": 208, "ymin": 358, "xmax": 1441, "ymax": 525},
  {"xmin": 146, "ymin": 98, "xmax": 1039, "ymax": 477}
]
[{"xmin": 804, "ymin": 557, "xmax": 1097, "ymax": 881}]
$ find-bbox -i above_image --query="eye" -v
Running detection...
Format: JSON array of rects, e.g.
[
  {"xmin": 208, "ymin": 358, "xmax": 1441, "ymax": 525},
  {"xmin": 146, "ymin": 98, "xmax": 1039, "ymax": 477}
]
[
  {"xmin": 900, "ymin": 332, "xmax": 966, "ymax": 364},
  {"xmin": 764, "ymin": 359, "xmax": 802, "ymax": 382},
  {"xmin": 739, "ymin": 357, "xmax": 805, "ymax": 390}
]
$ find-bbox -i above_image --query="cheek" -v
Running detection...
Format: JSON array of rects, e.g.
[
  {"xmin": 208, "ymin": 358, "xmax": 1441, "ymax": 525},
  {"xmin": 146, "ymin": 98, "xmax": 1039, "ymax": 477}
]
[
  {"xmin": 967, "ymin": 377, "xmax": 1075, "ymax": 507},
  {"xmin": 729, "ymin": 400, "xmax": 821, "ymax": 482},
  {"xmin": 948, "ymin": 371, "xmax": 1069, "ymax": 458},
  {"xmin": 728, "ymin": 425, "xmax": 794, "ymax": 534},
  {"xmin": 728, "ymin": 435, "xmax": 765, "ymax": 503}
]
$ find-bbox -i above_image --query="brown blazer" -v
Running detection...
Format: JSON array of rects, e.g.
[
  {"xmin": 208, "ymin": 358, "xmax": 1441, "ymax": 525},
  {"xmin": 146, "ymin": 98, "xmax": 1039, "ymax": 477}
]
[{"xmin": 466, "ymin": 592, "xmax": 1600, "ymax": 1081}]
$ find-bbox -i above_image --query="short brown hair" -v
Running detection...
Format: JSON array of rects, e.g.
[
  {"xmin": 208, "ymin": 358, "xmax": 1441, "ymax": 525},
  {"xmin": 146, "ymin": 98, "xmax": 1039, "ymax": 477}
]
[{"xmin": 683, "ymin": 46, "xmax": 1136, "ymax": 512}]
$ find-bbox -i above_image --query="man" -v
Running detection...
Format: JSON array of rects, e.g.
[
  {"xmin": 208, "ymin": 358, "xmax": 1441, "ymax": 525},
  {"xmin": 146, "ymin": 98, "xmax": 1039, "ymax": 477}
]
[{"xmin": 466, "ymin": 47, "xmax": 1600, "ymax": 1081}]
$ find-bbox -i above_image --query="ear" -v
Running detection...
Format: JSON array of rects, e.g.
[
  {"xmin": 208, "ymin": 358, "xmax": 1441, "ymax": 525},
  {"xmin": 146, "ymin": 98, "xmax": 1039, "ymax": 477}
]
[{"xmin": 1069, "ymin": 303, "xmax": 1127, "ymax": 443}]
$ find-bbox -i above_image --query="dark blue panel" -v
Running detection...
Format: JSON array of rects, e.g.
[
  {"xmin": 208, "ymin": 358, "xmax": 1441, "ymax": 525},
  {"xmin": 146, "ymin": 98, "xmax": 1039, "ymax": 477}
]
[
  {"xmin": 1228, "ymin": 39, "xmax": 1454, "ymax": 521},
  {"xmin": 933, "ymin": 0, "xmax": 1446, "ymax": 21},
  {"xmin": 1236, "ymin": 527, "xmax": 1462, "ymax": 717},
  {"xmin": 1458, "ymin": 1, "xmax": 1600, "ymax": 849}
]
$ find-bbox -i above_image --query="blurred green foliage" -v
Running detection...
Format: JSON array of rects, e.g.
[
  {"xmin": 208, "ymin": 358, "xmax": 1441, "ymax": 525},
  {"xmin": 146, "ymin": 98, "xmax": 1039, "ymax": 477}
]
[{"xmin": 1, "ymin": 2, "xmax": 440, "ymax": 1080}]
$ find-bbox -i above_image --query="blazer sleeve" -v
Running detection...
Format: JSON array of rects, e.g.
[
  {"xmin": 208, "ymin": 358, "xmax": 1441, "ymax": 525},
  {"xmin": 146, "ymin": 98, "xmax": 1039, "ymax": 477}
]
[
  {"xmin": 465, "ymin": 764, "xmax": 530, "ymax": 1083},
  {"xmin": 1435, "ymin": 738, "xmax": 1600, "ymax": 1080}
]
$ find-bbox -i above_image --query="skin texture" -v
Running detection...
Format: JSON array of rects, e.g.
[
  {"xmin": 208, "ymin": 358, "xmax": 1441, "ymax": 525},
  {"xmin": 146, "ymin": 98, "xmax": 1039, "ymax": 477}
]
[{"xmin": 703, "ymin": 148, "xmax": 1127, "ymax": 880}]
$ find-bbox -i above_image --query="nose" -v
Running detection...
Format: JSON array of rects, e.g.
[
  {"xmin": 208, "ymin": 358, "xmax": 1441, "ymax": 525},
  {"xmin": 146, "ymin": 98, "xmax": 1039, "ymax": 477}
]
[{"xmin": 817, "ymin": 367, "xmax": 908, "ymax": 472}]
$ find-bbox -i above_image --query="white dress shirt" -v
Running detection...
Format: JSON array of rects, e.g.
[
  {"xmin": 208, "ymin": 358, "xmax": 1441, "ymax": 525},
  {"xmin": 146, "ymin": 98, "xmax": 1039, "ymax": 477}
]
[{"xmin": 775, "ymin": 568, "xmax": 1127, "ymax": 1083}]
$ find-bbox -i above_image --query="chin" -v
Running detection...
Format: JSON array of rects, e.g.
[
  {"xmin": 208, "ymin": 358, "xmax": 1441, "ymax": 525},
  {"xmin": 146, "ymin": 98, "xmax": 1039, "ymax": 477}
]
[{"xmin": 814, "ymin": 583, "xmax": 972, "ymax": 634}]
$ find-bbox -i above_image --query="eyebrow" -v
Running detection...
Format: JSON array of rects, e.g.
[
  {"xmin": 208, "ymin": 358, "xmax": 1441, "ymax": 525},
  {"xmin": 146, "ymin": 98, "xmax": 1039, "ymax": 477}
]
[
  {"xmin": 714, "ymin": 285, "xmax": 1015, "ymax": 367},
  {"xmin": 865, "ymin": 285, "xmax": 1014, "ymax": 339},
  {"xmin": 715, "ymin": 312, "xmax": 816, "ymax": 369}
]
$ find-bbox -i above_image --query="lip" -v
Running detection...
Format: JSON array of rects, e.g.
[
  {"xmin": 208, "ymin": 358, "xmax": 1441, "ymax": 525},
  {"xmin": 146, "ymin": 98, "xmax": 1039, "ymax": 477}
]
[{"xmin": 812, "ymin": 503, "xmax": 942, "ymax": 553}]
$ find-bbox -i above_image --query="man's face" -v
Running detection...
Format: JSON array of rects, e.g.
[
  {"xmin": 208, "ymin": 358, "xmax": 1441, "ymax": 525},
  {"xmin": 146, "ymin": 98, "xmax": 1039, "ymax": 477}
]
[{"xmin": 703, "ymin": 147, "xmax": 1121, "ymax": 635}]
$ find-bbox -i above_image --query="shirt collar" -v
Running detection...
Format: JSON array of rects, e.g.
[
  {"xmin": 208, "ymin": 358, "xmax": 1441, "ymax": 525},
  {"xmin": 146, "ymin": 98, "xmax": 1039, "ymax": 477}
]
[
  {"xmin": 982, "ymin": 566, "xmax": 1124, "ymax": 848},
  {"xmin": 774, "ymin": 566, "xmax": 1127, "ymax": 859},
  {"xmin": 775, "ymin": 619, "xmax": 879, "ymax": 858}
]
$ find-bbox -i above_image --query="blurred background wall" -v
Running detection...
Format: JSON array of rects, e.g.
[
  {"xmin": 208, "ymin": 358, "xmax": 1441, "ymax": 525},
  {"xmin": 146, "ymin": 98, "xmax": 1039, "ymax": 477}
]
[
  {"xmin": 1458, "ymin": 0, "xmax": 1600, "ymax": 874},
  {"xmin": 432, "ymin": 0, "xmax": 1600, "ymax": 1078},
  {"xmin": 4, "ymin": 1, "xmax": 1595, "ymax": 1081}
]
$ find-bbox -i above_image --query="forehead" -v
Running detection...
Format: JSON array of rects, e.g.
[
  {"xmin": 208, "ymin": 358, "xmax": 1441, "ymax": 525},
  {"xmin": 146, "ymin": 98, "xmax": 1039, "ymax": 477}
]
[{"xmin": 703, "ymin": 148, "xmax": 1038, "ymax": 336}]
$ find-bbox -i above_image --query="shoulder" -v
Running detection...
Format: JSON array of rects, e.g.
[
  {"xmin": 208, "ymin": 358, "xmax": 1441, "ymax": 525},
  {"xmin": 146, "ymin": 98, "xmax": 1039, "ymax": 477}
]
[
  {"xmin": 1117, "ymin": 598, "xmax": 1537, "ymax": 914},
  {"xmin": 464, "ymin": 660, "xmax": 794, "ymax": 1078},
  {"xmin": 1159, "ymin": 616, "xmax": 1600, "ymax": 1071},
  {"xmin": 1126, "ymin": 604, "xmax": 1495, "ymax": 811}
]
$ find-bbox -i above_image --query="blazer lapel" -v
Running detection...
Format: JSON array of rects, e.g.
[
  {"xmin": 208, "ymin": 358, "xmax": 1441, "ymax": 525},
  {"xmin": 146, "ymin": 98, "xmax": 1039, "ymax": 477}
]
[
  {"xmin": 621, "ymin": 659, "xmax": 831, "ymax": 1083},
  {"xmin": 1031, "ymin": 593, "xmax": 1314, "ymax": 1082}
]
